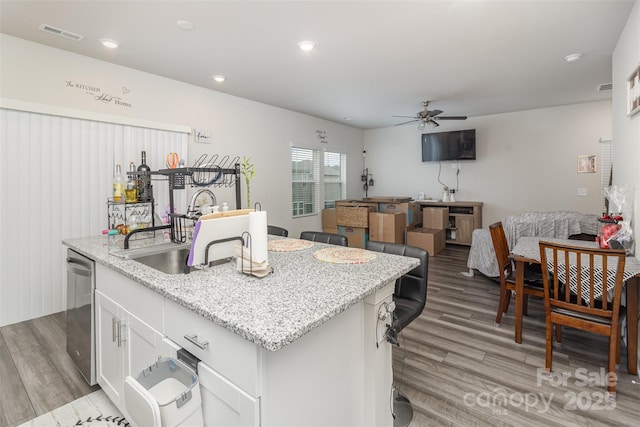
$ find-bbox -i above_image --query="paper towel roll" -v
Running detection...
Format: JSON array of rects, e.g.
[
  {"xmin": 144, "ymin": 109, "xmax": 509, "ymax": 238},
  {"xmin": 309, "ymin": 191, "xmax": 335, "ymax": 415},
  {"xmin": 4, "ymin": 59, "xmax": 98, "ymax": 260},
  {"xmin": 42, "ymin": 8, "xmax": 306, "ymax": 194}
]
[{"xmin": 248, "ymin": 211, "xmax": 269, "ymax": 263}]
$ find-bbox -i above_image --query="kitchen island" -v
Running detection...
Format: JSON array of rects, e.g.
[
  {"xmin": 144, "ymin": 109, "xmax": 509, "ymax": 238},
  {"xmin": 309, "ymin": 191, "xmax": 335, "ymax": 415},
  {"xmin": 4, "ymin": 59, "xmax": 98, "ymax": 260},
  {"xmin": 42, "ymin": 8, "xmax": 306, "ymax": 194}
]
[{"xmin": 63, "ymin": 234, "xmax": 419, "ymax": 426}]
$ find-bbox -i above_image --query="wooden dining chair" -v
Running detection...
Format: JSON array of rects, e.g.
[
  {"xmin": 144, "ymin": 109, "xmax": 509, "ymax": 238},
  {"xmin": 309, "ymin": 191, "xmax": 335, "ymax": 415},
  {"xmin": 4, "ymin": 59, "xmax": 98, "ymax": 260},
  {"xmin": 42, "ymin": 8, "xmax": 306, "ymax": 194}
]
[
  {"xmin": 539, "ymin": 240, "xmax": 627, "ymax": 397},
  {"xmin": 489, "ymin": 222, "xmax": 544, "ymax": 326}
]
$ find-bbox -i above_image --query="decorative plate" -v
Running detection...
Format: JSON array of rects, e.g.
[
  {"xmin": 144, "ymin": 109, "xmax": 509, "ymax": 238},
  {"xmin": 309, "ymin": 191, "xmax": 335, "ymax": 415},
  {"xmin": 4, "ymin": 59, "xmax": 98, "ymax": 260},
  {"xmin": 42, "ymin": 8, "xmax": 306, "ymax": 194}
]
[
  {"xmin": 313, "ymin": 247, "xmax": 377, "ymax": 264},
  {"xmin": 268, "ymin": 238, "xmax": 314, "ymax": 252}
]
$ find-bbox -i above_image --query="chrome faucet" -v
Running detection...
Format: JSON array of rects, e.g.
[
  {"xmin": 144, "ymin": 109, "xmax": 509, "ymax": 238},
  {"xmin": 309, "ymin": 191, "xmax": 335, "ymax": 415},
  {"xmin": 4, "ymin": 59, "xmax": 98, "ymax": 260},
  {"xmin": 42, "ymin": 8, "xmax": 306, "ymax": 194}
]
[{"xmin": 187, "ymin": 188, "xmax": 216, "ymax": 218}]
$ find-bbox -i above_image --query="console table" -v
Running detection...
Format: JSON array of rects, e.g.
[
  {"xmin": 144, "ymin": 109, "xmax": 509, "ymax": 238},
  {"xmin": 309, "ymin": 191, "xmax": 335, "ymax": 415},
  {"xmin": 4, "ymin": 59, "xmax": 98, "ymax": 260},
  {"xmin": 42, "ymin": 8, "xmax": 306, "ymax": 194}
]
[{"xmin": 417, "ymin": 201, "xmax": 483, "ymax": 245}]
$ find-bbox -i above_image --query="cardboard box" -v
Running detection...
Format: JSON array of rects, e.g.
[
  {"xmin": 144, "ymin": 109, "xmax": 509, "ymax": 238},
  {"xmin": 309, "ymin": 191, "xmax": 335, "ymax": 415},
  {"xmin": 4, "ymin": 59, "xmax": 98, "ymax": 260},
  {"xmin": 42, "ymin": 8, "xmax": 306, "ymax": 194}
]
[
  {"xmin": 336, "ymin": 205, "xmax": 376, "ymax": 228},
  {"xmin": 337, "ymin": 226, "xmax": 368, "ymax": 249},
  {"xmin": 322, "ymin": 208, "xmax": 337, "ymax": 229},
  {"xmin": 369, "ymin": 212, "xmax": 406, "ymax": 244},
  {"xmin": 422, "ymin": 207, "xmax": 449, "ymax": 230},
  {"xmin": 335, "ymin": 200, "xmax": 378, "ymax": 210},
  {"xmin": 378, "ymin": 202, "xmax": 418, "ymax": 226},
  {"xmin": 406, "ymin": 228, "xmax": 445, "ymax": 257}
]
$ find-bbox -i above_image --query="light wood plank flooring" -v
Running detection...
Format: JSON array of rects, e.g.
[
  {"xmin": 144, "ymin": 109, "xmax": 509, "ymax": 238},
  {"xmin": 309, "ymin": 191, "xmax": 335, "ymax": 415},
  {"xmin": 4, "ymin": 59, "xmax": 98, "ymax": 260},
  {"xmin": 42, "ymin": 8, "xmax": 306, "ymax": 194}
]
[
  {"xmin": 394, "ymin": 245, "xmax": 640, "ymax": 426},
  {"xmin": 0, "ymin": 311, "xmax": 98, "ymax": 427},
  {"xmin": 1, "ymin": 246, "xmax": 638, "ymax": 426}
]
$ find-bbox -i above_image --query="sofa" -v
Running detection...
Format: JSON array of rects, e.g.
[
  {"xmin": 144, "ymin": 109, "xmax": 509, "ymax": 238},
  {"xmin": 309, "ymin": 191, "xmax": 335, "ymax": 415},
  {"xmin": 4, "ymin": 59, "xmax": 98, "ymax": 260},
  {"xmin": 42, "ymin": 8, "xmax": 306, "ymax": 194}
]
[{"xmin": 466, "ymin": 211, "xmax": 600, "ymax": 277}]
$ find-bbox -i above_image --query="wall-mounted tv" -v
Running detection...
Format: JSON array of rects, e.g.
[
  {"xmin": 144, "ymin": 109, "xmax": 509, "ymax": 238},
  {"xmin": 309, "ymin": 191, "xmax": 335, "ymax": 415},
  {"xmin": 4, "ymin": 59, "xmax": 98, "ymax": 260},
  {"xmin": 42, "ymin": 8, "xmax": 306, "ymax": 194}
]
[{"xmin": 421, "ymin": 129, "xmax": 476, "ymax": 161}]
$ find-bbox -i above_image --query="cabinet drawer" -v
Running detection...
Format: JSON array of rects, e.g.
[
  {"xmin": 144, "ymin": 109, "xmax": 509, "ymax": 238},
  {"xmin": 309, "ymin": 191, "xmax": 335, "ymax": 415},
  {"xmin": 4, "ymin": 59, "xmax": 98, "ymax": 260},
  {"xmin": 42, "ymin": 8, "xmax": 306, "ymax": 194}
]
[
  {"xmin": 164, "ymin": 299, "xmax": 261, "ymax": 397},
  {"xmin": 199, "ymin": 362, "xmax": 260, "ymax": 427}
]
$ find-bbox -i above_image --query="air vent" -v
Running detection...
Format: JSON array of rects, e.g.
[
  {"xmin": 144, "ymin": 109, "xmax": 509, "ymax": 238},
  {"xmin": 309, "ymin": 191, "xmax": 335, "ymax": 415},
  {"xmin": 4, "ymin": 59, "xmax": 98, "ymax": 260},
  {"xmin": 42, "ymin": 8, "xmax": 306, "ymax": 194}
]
[
  {"xmin": 597, "ymin": 82, "xmax": 613, "ymax": 92},
  {"xmin": 38, "ymin": 24, "xmax": 83, "ymax": 41}
]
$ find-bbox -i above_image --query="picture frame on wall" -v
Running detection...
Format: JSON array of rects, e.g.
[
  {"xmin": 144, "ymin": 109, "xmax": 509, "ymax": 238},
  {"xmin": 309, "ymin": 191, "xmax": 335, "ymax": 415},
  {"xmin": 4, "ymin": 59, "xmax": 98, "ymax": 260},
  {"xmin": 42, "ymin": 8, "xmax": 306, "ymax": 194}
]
[{"xmin": 577, "ymin": 155, "xmax": 597, "ymax": 174}]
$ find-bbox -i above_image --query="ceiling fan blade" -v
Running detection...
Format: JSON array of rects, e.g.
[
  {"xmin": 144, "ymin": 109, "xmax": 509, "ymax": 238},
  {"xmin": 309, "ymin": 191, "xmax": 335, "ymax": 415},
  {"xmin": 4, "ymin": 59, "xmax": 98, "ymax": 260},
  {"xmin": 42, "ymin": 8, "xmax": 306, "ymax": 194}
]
[
  {"xmin": 429, "ymin": 109, "xmax": 444, "ymax": 117},
  {"xmin": 434, "ymin": 116, "xmax": 468, "ymax": 120},
  {"xmin": 392, "ymin": 115, "xmax": 418, "ymax": 119},
  {"xmin": 394, "ymin": 119, "xmax": 419, "ymax": 126}
]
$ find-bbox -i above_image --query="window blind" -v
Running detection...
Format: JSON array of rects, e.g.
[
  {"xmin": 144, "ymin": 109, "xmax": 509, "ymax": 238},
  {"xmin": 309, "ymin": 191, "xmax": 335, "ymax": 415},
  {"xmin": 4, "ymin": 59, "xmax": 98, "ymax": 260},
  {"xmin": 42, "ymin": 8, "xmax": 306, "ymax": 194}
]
[
  {"xmin": 291, "ymin": 147, "xmax": 320, "ymax": 217},
  {"xmin": 600, "ymin": 139, "xmax": 612, "ymax": 213},
  {"xmin": 0, "ymin": 108, "xmax": 187, "ymax": 326}
]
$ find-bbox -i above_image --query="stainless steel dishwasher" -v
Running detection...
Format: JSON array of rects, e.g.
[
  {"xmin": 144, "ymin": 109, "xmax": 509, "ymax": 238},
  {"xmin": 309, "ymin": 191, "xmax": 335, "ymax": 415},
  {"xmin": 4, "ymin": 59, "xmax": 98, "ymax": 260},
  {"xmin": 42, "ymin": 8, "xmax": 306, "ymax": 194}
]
[{"xmin": 66, "ymin": 248, "xmax": 97, "ymax": 385}]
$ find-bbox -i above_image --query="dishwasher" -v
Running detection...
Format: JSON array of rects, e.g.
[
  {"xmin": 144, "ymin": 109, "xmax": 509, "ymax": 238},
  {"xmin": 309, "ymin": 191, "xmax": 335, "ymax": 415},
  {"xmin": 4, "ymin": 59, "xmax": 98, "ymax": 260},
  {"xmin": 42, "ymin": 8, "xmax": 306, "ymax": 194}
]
[{"xmin": 66, "ymin": 249, "xmax": 97, "ymax": 385}]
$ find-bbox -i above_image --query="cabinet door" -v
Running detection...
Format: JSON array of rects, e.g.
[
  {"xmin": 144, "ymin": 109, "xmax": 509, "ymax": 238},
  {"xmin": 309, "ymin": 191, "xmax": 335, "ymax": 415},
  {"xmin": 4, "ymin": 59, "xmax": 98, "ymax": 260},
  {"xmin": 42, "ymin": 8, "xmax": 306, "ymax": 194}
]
[
  {"xmin": 125, "ymin": 311, "xmax": 164, "ymax": 378},
  {"xmin": 198, "ymin": 362, "xmax": 260, "ymax": 427},
  {"xmin": 96, "ymin": 291, "xmax": 124, "ymax": 407},
  {"xmin": 456, "ymin": 216, "xmax": 474, "ymax": 244}
]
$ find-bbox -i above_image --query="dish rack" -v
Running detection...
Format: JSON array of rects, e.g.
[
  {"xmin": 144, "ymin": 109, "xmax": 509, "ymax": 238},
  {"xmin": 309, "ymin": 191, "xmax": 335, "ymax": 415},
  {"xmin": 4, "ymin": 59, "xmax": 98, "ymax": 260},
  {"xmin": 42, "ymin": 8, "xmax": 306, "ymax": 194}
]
[{"xmin": 157, "ymin": 155, "xmax": 242, "ymax": 244}]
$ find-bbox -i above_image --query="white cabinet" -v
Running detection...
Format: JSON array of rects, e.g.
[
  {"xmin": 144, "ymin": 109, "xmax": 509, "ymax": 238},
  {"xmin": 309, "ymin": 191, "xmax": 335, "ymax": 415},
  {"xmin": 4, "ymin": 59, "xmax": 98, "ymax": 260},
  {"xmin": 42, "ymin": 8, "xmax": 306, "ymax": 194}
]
[
  {"xmin": 198, "ymin": 362, "xmax": 260, "ymax": 427},
  {"xmin": 96, "ymin": 290, "xmax": 164, "ymax": 409},
  {"xmin": 164, "ymin": 297, "xmax": 261, "ymax": 397},
  {"xmin": 96, "ymin": 291, "xmax": 124, "ymax": 405},
  {"xmin": 95, "ymin": 263, "xmax": 166, "ymax": 412}
]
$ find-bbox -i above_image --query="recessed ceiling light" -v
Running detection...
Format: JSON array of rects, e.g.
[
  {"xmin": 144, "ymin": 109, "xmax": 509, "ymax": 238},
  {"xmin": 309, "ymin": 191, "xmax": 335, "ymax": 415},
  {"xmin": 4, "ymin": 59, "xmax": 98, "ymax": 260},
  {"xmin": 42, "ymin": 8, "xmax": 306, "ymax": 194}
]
[
  {"xmin": 177, "ymin": 20, "xmax": 195, "ymax": 30},
  {"xmin": 212, "ymin": 75, "xmax": 226, "ymax": 82},
  {"xmin": 343, "ymin": 117, "xmax": 352, "ymax": 121},
  {"xmin": 298, "ymin": 41, "xmax": 316, "ymax": 52},
  {"xmin": 564, "ymin": 53, "xmax": 581, "ymax": 63},
  {"xmin": 100, "ymin": 39, "xmax": 119, "ymax": 49}
]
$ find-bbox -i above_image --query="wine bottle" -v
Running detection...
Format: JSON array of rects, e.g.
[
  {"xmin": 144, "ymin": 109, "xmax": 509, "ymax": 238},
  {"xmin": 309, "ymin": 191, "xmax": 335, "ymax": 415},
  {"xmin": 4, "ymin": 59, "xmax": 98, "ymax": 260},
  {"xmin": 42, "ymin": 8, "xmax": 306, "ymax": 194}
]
[
  {"xmin": 113, "ymin": 164, "xmax": 125, "ymax": 202},
  {"xmin": 136, "ymin": 151, "xmax": 152, "ymax": 202}
]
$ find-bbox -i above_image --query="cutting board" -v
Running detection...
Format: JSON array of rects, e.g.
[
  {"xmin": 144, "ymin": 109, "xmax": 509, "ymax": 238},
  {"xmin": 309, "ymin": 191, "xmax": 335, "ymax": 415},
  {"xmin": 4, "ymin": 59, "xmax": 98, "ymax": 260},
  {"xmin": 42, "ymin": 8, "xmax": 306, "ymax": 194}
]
[{"xmin": 187, "ymin": 211, "xmax": 252, "ymax": 267}]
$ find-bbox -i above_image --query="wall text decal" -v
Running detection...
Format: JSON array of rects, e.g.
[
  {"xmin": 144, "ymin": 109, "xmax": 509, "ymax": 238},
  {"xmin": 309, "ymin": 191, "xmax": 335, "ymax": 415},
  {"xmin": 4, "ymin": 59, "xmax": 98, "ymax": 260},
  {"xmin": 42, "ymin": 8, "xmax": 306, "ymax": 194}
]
[{"xmin": 65, "ymin": 80, "xmax": 133, "ymax": 108}]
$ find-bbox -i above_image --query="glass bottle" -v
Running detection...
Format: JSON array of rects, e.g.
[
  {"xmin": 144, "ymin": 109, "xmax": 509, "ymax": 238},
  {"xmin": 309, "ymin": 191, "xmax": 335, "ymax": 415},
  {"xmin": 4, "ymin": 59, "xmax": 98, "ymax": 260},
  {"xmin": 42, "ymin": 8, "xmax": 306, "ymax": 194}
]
[
  {"xmin": 136, "ymin": 151, "xmax": 152, "ymax": 202},
  {"xmin": 113, "ymin": 164, "xmax": 125, "ymax": 202},
  {"xmin": 125, "ymin": 162, "xmax": 137, "ymax": 202}
]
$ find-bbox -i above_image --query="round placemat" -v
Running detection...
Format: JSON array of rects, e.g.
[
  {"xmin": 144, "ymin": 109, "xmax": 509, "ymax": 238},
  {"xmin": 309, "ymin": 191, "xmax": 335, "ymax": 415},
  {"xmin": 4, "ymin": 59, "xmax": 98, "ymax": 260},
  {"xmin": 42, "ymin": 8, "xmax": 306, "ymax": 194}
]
[
  {"xmin": 268, "ymin": 239, "xmax": 314, "ymax": 252},
  {"xmin": 313, "ymin": 247, "xmax": 377, "ymax": 264}
]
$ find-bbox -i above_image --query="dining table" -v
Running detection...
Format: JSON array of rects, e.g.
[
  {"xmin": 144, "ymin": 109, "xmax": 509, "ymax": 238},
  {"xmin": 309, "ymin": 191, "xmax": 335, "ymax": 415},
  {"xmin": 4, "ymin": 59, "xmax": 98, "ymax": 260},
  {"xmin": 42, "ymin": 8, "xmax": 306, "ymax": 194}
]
[{"xmin": 510, "ymin": 236, "xmax": 640, "ymax": 375}]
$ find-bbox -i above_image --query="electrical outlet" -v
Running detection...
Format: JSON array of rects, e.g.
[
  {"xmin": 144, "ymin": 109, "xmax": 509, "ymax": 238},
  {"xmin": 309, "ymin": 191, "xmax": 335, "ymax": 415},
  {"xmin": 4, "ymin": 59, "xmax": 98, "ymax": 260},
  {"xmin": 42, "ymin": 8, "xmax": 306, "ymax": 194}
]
[{"xmin": 577, "ymin": 187, "xmax": 588, "ymax": 196}]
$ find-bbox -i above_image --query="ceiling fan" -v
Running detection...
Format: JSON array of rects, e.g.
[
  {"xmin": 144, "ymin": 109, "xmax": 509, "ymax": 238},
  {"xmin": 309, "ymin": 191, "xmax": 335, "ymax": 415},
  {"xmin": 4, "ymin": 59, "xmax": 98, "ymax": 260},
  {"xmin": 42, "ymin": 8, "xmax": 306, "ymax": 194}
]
[{"xmin": 393, "ymin": 101, "xmax": 467, "ymax": 129}]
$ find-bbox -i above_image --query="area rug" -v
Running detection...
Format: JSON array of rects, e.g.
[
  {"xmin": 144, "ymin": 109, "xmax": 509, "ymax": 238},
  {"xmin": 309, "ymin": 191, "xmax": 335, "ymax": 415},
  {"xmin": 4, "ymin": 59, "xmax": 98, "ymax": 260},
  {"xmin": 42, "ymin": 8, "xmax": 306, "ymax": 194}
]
[{"xmin": 17, "ymin": 390, "xmax": 128, "ymax": 427}]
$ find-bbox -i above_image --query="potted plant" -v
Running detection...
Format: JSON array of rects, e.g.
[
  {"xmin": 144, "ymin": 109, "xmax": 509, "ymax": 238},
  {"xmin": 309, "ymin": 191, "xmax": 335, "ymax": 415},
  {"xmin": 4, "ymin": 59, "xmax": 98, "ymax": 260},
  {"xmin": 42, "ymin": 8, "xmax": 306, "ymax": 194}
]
[{"xmin": 240, "ymin": 156, "xmax": 255, "ymax": 208}]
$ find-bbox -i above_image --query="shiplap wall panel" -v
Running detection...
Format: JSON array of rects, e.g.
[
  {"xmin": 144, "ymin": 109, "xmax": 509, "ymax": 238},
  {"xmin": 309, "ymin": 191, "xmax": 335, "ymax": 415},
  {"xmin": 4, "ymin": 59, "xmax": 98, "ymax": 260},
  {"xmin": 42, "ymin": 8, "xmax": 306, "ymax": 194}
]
[{"xmin": 0, "ymin": 108, "xmax": 187, "ymax": 327}]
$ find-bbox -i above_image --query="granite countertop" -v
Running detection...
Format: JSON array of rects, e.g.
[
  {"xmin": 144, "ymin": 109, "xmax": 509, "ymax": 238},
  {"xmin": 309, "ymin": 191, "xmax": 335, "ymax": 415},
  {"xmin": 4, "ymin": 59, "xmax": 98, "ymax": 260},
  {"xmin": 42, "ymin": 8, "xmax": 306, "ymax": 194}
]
[{"xmin": 63, "ymin": 235, "xmax": 419, "ymax": 351}]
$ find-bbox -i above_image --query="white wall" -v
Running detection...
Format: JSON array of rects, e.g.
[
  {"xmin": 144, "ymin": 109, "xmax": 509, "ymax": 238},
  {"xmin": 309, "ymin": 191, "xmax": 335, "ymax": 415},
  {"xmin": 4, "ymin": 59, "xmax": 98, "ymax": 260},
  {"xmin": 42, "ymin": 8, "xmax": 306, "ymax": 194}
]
[
  {"xmin": 612, "ymin": 0, "xmax": 640, "ymax": 375},
  {"xmin": 0, "ymin": 34, "xmax": 364, "ymax": 325},
  {"xmin": 364, "ymin": 101, "xmax": 612, "ymax": 226},
  {"xmin": 0, "ymin": 34, "xmax": 365, "ymax": 239},
  {"xmin": 612, "ymin": 0, "xmax": 639, "ymax": 250}
]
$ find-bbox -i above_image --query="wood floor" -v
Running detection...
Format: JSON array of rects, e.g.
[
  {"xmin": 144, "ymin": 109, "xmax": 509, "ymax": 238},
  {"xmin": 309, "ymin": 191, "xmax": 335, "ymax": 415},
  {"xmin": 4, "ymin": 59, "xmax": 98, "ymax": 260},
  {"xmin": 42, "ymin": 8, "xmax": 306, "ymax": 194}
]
[
  {"xmin": 393, "ymin": 245, "xmax": 640, "ymax": 426},
  {"xmin": 1, "ymin": 246, "xmax": 638, "ymax": 427},
  {"xmin": 0, "ymin": 311, "xmax": 98, "ymax": 427}
]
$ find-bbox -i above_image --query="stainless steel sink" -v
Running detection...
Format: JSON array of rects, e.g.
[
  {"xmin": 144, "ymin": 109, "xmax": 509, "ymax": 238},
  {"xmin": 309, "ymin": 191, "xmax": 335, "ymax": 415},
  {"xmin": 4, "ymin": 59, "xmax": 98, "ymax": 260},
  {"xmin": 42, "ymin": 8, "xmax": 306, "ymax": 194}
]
[{"xmin": 128, "ymin": 246, "xmax": 191, "ymax": 274}]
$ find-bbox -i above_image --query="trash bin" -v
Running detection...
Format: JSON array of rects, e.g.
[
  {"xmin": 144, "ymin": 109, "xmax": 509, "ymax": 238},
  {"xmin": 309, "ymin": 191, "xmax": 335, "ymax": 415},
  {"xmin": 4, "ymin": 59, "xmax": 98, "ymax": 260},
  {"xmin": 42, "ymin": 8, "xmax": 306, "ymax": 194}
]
[{"xmin": 124, "ymin": 357, "xmax": 203, "ymax": 427}]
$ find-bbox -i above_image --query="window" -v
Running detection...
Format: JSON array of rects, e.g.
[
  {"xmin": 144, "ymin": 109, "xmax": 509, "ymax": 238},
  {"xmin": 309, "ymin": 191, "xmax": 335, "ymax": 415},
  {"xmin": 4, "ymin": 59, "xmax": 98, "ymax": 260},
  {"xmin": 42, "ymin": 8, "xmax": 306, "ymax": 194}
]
[
  {"xmin": 324, "ymin": 151, "xmax": 347, "ymax": 208},
  {"xmin": 291, "ymin": 147, "xmax": 320, "ymax": 217},
  {"xmin": 600, "ymin": 138, "xmax": 612, "ymax": 213}
]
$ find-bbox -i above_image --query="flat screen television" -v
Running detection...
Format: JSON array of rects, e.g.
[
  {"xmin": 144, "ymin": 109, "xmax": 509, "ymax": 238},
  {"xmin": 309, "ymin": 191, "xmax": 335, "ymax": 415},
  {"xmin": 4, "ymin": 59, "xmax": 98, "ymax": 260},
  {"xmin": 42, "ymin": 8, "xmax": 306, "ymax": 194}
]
[{"xmin": 421, "ymin": 129, "xmax": 476, "ymax": 161}]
